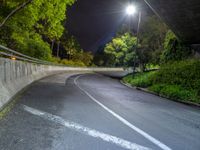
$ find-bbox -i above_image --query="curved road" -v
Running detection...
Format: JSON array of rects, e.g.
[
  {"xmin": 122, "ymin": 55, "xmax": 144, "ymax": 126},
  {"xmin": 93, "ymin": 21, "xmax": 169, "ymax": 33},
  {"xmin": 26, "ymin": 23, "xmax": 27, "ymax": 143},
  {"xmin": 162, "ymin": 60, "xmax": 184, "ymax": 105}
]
[{"xmin": 0, "ymin": 73, "xmax": 200, "ymax": 150}]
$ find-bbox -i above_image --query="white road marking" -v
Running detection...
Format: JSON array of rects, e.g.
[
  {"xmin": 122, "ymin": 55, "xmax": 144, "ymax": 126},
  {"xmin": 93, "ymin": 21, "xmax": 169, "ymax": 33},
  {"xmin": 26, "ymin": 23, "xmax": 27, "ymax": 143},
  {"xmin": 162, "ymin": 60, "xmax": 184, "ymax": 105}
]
[
  {"xmin": 74, "ymin": 75, "xmax": 172, "ymax": 150},
  {"xmin": 22, "ymin": 105, "xmax": 151, "ymax": 150}
]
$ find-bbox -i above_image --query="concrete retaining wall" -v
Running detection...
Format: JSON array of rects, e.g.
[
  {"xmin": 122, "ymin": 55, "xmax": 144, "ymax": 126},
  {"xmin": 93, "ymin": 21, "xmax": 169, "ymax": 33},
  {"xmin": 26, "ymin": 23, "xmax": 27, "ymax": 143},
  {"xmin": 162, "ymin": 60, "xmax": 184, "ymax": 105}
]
[{"xmin": 0, "ymin": 58, "xmax": 124, "ymax": 110}]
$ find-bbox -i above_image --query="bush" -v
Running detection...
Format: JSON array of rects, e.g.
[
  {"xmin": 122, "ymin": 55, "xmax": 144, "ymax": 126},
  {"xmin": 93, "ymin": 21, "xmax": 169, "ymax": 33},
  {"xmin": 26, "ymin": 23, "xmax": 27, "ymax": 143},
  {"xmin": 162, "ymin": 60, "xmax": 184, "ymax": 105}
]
[
  {"xmin": 151, "ymin": 59, "xmax": 200, "ymax": 93},
  {"xmin": 161, "ymin": 30, "xmax": 192, "ymax": 63},
  {"xmin": 48, "ymin": 57, "xmax": 87, "ymax": 67},
  {"xmin": 149, "ymin": 84, "xmax": 199, "ymax": 103},
  {"xmin": 60, "ymin": 59, "xmax": 86, "ymax": 67},
  {"xmin": 123, "ymin": 71, "xmax": 156, "ymax": 88},
  {"xmin": 123, "ymin": 59, "xmax": 200, "ymax": 104}
]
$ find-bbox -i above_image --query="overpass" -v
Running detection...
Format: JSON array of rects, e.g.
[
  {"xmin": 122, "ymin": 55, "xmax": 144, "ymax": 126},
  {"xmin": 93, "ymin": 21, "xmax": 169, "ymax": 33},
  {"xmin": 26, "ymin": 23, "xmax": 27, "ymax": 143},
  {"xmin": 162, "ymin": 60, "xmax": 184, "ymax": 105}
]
[{"xmin": 144, "ymin": 0, "xmax": 200, "ymax": 45}]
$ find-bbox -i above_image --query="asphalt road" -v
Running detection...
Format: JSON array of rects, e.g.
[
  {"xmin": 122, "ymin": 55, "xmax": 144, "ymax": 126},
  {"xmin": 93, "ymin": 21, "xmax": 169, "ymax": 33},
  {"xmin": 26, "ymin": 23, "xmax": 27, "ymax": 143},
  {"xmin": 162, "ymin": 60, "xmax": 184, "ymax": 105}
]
[{"xmin": 0, "ymin": 72, "xmax": 200, "ymax": 150}]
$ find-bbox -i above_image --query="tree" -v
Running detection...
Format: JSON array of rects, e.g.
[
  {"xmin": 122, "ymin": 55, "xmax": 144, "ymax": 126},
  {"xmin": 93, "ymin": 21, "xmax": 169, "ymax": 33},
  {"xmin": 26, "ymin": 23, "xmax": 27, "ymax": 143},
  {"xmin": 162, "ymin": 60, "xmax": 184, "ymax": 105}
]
[
  {"xmin": 106, "ymin": 15, "xmax": 168, "ymax": 69},
  {"xmin": 72, "ymin": 50, "xmax": 93, "ymax": 66},
  {"xmin": 93, "ymin": 45, "xmax": 115, "ymax": 67},
  {"xmin": 161, "ymin": 30, "xmax": 192, "ymax": 63},
  {"xmin": 0, "ymin": 0, "xmax": 75, "ymax": 60},
  {"xmin": 60, "ymin": 33, "xmax": 94, "ymax": 66},
  {"xmin": 139, "ymin": 15, "xmax": 168, "ymax": 65},
  {"xmin": 61, "ymin": 34, "xmax": 81, "ymax": 60},
  {"xmin": 0, "ymin": 0, "xmax": 33, "ymax": 28},
  {"xmin": 104, "ymin": 33, "xmax": 137, "ymax": 66}
]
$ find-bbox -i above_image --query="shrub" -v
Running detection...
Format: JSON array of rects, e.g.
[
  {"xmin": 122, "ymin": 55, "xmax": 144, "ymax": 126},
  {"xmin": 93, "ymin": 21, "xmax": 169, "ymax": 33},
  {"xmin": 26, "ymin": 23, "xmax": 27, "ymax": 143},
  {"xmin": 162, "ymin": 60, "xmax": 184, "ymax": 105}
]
[
  {"xmin": 123, "ymin": 59, "xmax": 200, "ymax": 104},
  {"xmin": 151, "ymin": 59, "xmax": 200, "ymax": 93},
  {"xmin": 161, "ymin": 30, "xmax": 192, "ymax": 63},
  {"xmin": 123, "ymin": 71, "xmax": 156, "ymax": 88},
  {"xmin": 49, "ymin": 57, "xmax": 61, "ymax": 64},
  {"xmin": 60, "ymin": 59, "xmax": 86, "ymax": 67},
  {"xmin": 149, "ymin": 84, "xmax": 199, "ymax": 103}
]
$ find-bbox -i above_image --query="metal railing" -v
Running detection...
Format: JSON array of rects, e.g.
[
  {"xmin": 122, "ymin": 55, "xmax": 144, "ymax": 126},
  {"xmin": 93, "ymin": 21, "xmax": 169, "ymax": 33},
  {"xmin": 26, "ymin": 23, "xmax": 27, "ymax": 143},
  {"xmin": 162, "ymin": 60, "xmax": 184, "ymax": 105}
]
[{"xmin": 0, "ymin": 45, "xmax": 56, "ymax": 65}]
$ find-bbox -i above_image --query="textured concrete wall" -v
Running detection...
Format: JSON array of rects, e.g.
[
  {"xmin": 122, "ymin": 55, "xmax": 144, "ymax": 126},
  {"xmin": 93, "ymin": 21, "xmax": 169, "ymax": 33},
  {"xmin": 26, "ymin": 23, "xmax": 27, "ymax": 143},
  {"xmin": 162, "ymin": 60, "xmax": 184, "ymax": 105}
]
[
  {"xmin": 145, "ymin": 0, "xmax": 200, "ymax": 44},
  {"xmin": 0, "ymin": 58, "xmax": 124, "ymax": 110}
]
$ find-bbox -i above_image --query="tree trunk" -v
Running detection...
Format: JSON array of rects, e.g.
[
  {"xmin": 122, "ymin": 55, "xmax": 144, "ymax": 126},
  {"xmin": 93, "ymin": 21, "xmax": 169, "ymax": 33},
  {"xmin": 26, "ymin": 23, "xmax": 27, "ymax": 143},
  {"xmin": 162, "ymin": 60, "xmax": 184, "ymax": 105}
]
[
  {"xmin": 51, "ymin": 39, "xmax": 55, "ymax": 51},
  {"xmin": 57, "ymin": 41, "xmax": 60, "ymax": 58}
]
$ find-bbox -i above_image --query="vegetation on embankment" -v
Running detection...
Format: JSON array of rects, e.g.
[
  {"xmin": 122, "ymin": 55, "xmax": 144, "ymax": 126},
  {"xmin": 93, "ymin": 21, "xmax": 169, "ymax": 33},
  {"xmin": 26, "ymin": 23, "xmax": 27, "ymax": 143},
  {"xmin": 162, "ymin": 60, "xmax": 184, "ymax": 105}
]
[{"xmin": 123, "ymin": 59, "xmax": 200, "ymax": 104}]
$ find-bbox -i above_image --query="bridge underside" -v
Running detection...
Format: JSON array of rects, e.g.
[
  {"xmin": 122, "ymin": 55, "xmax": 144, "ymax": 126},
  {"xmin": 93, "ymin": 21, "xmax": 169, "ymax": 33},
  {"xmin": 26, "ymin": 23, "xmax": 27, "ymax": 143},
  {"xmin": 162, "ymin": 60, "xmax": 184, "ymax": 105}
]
[{"xmin": 144, "ymin": 0, "xmax": 200, "ymax": 45}]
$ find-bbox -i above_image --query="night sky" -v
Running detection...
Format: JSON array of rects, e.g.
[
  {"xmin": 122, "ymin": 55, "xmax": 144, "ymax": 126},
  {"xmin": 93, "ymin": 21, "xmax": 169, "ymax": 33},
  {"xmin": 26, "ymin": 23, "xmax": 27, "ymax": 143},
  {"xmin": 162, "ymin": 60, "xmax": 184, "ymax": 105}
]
[{"xmin": 66, "ymin": 0, "xmax": 152, "ymax": 52}]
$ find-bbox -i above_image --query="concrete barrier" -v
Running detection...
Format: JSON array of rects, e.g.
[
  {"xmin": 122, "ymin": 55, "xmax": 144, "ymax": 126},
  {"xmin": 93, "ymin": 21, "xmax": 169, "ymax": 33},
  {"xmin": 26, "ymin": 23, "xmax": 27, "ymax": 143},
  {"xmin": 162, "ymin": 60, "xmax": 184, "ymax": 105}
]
[{"xmin": 0, "ymin": 58, "xmax": 124, "ymax": 110}]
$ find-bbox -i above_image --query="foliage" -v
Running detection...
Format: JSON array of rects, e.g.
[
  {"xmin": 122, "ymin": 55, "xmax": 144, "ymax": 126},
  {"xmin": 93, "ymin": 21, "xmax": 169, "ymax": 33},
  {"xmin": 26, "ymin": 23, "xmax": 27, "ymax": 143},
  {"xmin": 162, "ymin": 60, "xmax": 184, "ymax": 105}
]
[
  {"xmin": 61, "ymin": 34, "xmax": 81, "ymax": 59},
  {"xmin": 145, "ymin": 64, "xmax": 160, "ymax": 70},
  {"xmin": 139, "ymin": 15, "xmax": 168, "ymax": 65},
  {"xmin": 94, "ymin": 53, "xmax": 116, "ymax": 67},
  {"xmin": 60, "ymin": 33, "xmax": 94, "ymax": 66},
  {"xmin": 50, "ymin": 57, "xmax": 86, "ymax": 67},
  {"xmin": 104, "ymin": 32, "xmax": 137, "ymax": 66},
  {"xmin": 60, "ymin": 59, "xmax": 86, "ymax": 67},
  {"xmin": 0, "ymin": 0, "xmax": 75, "ymax": 60},
  {"xmin": 123, "ymin": 71, "xmax": 156, "ymax": 88},
  {"xmin": 93, "ymin": 45, "xmax": 116, "ymax": 67},
  {"xmin": 151, "ymin": 59, "xmax": 200, "ymax": 93},
  {"xmin": 161, "ymin": 30, "xmax": 192, "ymax": 63},
  {"xmin": 72, "ymin": 50, "xmax": 93, "ymax": 66},
  {"xmin": 50, "ymin": 51, "xmax": 93, "ymax": 67},
  {"xmin": 136, "ymin": 47, "xmax": 152, "ymax": 71},
  {"xmin": 123, "ymin": 59, "xmax": 200, "ymax": 104},
  {"xmin": 104, "ymin": 15, "xmax": 168, "ymax": 68},
  {"xmin": 149, "ymin": 84, "xmax": 199, "ymax": 103}
]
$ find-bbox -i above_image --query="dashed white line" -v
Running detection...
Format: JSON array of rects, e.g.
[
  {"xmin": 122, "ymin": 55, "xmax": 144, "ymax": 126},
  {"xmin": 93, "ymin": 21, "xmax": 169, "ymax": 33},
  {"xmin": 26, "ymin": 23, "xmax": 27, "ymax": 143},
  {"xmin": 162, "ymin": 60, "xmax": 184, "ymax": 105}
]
[
  {"xmin": 22, "ymin": 104, "xmax": 151, "ymax": 150},
  {"xmin": 74, "ymin": 75, "xmax": 172, "ymax": 150}
]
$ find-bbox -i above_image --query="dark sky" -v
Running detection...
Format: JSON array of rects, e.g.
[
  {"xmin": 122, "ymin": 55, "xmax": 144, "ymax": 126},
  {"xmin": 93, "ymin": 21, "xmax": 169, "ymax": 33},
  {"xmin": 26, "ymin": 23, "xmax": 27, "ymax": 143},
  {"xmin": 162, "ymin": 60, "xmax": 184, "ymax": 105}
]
[{"xmin": 66, "ymin": 0, "xmax": 151, "ymax": 52}]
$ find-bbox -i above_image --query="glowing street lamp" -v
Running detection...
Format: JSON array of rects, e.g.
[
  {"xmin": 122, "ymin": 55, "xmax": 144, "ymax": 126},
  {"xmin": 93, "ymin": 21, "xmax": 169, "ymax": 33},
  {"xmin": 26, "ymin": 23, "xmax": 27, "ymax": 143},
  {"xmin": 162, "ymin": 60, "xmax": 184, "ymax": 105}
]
[{"xmin": 126, "ymin": 5, "xmax": 136, "ymax": 15}]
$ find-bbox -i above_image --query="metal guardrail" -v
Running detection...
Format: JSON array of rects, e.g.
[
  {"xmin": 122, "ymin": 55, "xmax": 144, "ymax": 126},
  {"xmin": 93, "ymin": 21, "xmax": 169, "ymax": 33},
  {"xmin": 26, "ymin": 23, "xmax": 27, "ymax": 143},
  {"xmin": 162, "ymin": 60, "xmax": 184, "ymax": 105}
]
[{"xmin": 0, "ymin": 45, "xmax": 56, "ymax": 65}]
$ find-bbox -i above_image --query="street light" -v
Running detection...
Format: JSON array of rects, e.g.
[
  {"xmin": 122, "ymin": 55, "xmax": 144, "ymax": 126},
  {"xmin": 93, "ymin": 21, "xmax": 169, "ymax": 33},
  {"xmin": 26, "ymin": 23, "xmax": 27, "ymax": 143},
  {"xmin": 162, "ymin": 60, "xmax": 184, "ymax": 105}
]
[
  {"xmin": 126, "ymin": 5, "xmax": 136, "ymax": 15},
  {"xmin": 126, "ymin": 4, "xmax": 141, "ymax": 73}
]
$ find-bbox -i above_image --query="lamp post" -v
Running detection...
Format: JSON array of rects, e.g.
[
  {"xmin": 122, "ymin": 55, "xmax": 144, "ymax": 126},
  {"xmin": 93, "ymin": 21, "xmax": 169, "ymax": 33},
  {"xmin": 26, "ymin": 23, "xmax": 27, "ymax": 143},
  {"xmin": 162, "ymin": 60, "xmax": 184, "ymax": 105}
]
[{"xmin": 126, "ymin": 3, "xmax": 141, "ymax": 73}]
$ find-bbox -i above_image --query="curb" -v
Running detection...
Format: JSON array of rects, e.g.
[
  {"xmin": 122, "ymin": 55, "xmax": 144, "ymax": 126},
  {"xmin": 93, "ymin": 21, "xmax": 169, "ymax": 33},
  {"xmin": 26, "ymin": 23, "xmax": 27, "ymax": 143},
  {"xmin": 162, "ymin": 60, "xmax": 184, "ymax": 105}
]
[{"xmin": 120, "ymin": 80, "xmax": 200, "ymax": 108}]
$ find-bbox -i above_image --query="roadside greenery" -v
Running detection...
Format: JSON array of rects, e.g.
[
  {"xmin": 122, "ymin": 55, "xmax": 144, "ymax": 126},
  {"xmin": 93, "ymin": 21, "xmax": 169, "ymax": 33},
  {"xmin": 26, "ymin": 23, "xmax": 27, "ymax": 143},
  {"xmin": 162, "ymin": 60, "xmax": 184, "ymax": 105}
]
[
  {"xmin": 104, "ymin": 33, "xmax": 137, "ymax": 67},
  {"xmin": 123, "ymin": 71, "xmax": 156, "ymax": 88},
  {"xmin": 161, "ymin": 30, "xmax": 192, "ymax": 63},
  {"xmin": 123, "ymin": 59, "xmax": 200, "ymax": 104},
  {"xmin": 100, "ymin": 15, "xmax": 194, "ymax": 70},
  {"xmin": 96, "ymin": 15, "xmax": 169, "ymax": 70},
  {"xmin": 149, "ymin": 84, "xmax": 199, "ymax": 103},
  {"xmin": 103, "ymin": 14, "xmax": 199, "ymax": 104},
  {"xmin": 51, "ymin": 57, "xmax": 86, "ymax": 67},
  {"xmin": 0, "ymin": 0, "xmax": 75, "ymax": 60},
  {"xmin": 0, "ymin": 0, "xmax": 94, "ymax": 67}
]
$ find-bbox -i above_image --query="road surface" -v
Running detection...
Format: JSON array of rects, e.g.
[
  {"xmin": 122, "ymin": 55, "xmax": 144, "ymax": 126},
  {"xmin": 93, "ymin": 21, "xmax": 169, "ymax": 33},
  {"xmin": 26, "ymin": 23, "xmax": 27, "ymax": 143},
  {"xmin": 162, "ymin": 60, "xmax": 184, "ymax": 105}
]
[{"xmin": 0, "ymin": 72, "xmax": 200, "ymax": 150}]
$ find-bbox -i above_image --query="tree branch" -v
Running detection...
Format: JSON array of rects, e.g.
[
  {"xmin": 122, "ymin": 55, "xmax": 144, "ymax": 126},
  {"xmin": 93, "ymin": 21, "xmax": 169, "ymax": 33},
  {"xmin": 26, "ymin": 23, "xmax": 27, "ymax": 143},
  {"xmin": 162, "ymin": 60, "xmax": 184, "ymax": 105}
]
[{"xmin": 0, "ymin": 0, "xmax": 33, "ymax": 28}]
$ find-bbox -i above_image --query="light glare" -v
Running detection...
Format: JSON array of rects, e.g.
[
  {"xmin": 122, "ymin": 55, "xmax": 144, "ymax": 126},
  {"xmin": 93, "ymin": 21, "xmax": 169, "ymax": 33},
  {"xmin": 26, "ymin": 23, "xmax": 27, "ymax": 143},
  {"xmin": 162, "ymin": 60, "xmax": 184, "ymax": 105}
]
[
  {"xmin": 126, "ymin": 5, "xmax": 136, "ymax": 15},
  {"xmin": 11, "ymin": 56, "xmax": 16, "ymax": 60}
]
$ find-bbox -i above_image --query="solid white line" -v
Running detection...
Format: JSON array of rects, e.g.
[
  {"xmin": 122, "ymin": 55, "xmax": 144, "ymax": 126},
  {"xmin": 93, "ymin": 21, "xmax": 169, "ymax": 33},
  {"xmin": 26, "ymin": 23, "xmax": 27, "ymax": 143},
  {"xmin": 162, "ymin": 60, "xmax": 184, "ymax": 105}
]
[
  {"xmin": 74, "ymin": 75, "xmax": 172, "ymax": 150},
  {"xmin": 22, "ymin": 105, "xmax": 151, "ymax": 150}
]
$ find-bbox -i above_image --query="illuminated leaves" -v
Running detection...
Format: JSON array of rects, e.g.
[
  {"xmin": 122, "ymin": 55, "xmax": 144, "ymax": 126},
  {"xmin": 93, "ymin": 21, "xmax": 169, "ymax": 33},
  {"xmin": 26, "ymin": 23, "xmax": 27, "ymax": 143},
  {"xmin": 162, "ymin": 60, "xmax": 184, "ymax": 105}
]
[
  {"xmin": 0, "ymin": 0, "xmax": 75, "ymax": 60},
  {"xmin": 104, "ymin": 33, "xmax": 137, "ymax": 66}
]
